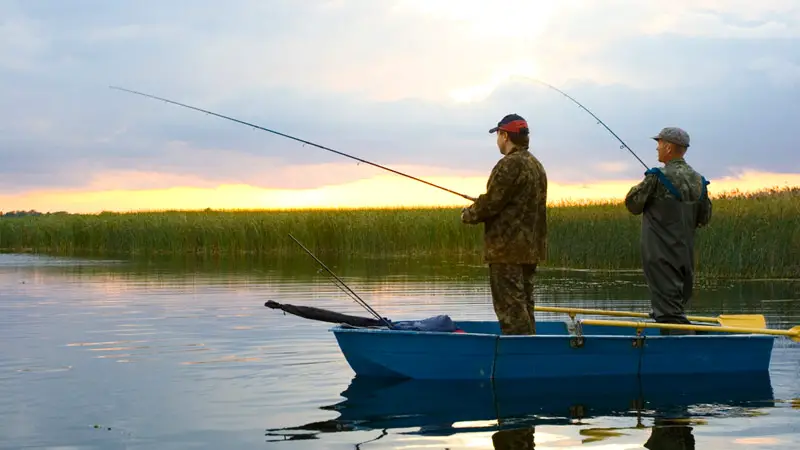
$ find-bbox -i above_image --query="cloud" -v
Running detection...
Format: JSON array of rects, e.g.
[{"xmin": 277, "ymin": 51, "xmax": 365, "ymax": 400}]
[{"xmin": 0, "ymin": 0, "xmax": 797, "ymax": 198}]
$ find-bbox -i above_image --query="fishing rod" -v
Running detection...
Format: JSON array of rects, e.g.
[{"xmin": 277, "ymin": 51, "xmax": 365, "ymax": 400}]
[
  {"xmin": 109, "ymin": 86, "xmax": 475, "ymax": 201},
  {"xmin": 531, "ymin": 79, "xmax": 649, "ymax": 170},
  {"xmin": 287, "ymin": 233, "xmax": 394, "ymax": 329}
]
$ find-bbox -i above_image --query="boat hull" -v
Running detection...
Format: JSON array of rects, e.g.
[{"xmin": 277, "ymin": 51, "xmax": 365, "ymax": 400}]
[{"xmin": 331, "ymin": 320, "xmax": 775, "ymax": 380}]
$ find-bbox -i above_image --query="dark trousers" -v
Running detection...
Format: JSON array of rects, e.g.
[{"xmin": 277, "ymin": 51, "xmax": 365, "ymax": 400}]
[
  {"xmin": 488, "ymin": 263, "xmax": 537, "ymax": 335},
  {"xmin": 492, "ymin": 427, "xmax": 535, "ymax": 450},
  {"xmin": 643, "ymin": 259, "xmax": 695, "ymax": 335}
]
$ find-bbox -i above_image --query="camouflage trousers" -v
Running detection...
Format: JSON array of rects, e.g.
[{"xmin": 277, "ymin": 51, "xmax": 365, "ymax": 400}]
[
  {"xmin": 488, "ymin": 263, "xmax": 537, "ymax": 335},
  {"xmin": 492, "ymin": 427, "xmax": 535, "ymax": 450}
]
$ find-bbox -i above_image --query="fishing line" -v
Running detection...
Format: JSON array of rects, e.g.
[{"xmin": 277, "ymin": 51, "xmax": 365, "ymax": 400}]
[
  {"xmin": 530, "ymin": 79, "xmax": 649, "ymax": 170},
  {"xmin": 109, "ymin": 86, "xmax": 474, "ymax": 201},
  {"xmin": 288, "ymin": 234, "xmax": 394, "ymax": 329}
]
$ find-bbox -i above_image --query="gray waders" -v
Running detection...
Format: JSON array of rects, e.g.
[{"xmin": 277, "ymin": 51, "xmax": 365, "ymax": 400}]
[{"xmin": 641, "ymin": 171, "xmax": 707, "ymax": 334}]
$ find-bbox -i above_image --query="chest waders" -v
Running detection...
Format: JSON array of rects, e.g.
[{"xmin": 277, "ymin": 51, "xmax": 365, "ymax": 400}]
[{"xmin": 641, "ymin": 169, "xmax": 709, "ymax": 331}]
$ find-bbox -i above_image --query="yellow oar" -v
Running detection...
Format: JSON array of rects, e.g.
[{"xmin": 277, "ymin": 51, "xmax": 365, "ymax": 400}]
[
  {"xmin": 579, "ymin": 319, "xmax": 800, "ymax": 342},
  {"xmin": 535, "ymin": 306, "xmax": 766, "ymax": 329}
]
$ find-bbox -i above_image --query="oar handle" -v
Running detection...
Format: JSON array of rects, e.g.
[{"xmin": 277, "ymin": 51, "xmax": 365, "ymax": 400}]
[
  {"xmin": 536, "ymin": 306, "xmax": 651, "ymax": 320},
  {"xmin": 534, "ymin": 306, "xmax": 736, "ymax": 323},
  {"xmin": 580, "ymin": 319, "xmax": 800, "ymax": 342},
  {"xmin": 535, "ymin": 306, "xmax": 766, "ymax": 329},
  {"xmin": 536, "ymin": 306, "xmax": 720, "ymax": 323}
]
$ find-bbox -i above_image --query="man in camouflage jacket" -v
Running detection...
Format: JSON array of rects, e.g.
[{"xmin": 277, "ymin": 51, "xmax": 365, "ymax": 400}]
[
  {"xmin": 625, "ymin": 127, "xmax": 712, "ymax": 330},
  {"xmin": 461, "ymin": 114, "xmax": 548, "ymax": 335}
]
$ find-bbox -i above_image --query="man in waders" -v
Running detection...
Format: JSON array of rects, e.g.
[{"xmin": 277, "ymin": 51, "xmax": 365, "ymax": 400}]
[
  {"xmin": 625, "ymin": 127, "xmax": 712, "ymax": 333},
  {"xmin": 461, "ymin": 113, "xmax": 548, "ymax": 335}
]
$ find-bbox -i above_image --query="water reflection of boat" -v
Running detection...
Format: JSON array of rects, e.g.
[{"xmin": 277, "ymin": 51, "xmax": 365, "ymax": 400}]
[{"xmin": 265, "ymin": 371, "xmax": 775, "ymax": 446}]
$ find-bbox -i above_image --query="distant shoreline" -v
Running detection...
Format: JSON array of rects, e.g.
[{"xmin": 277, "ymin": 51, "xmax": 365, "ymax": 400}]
[{"xmin": 0, "ymin": 186, "xmax": 797, "ymax": 279}]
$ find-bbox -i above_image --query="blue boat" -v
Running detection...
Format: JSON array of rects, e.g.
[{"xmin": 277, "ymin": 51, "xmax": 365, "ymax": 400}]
[
  {"xmin": 263, "ymin": 300, "xmax": 777, "ymax": 381},
  {"xmin": 331, "ymin": 319, "xmax": 776, "ymax": 380}
]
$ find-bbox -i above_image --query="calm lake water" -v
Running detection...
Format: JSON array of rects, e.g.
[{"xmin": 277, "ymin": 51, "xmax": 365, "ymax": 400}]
[{"xmin": 1, "ymin": 252, "xmax": 798, "ymax": 449}]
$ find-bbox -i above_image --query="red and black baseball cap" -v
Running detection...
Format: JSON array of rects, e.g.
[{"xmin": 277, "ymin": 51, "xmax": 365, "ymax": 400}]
[{"xmin": 488, "ymin": 113, "xmax": 529, "ymax": 134}]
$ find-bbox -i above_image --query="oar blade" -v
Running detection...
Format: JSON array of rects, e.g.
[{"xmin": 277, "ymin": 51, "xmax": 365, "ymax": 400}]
[
  {"xmin": 790, "ymin": 326, "xmax": 800, "ymax": 343},
  {"xmin": 717, "ymin": 314, "xmax": 767, "ymax": 329}
]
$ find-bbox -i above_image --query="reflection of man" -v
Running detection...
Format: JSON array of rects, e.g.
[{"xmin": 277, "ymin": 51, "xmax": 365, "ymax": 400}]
[
  {"xmin": 492, "ymin": 427, "xmax": 535, "ymax": 450},
  {"xmin": 624, "ymin": 127, "xmax": 712, "ymax": 330},
  {"xmin": 644, "ymin": 419, "xmax": 696, "ymax": 449}
]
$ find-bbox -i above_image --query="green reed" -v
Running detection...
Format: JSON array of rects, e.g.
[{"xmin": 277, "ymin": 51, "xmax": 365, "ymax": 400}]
[{"xmin": 0, "ymin": 187, "xmax": 797, "ymax": 278}]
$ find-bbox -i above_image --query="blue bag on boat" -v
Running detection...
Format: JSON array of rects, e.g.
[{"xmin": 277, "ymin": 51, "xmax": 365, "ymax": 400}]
[{"xmin": 390, "ymin": 315, "xmax": 458, "ymax": 332}]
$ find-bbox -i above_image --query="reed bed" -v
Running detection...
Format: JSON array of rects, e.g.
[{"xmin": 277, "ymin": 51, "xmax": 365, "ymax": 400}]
[{"xmin": 0, "ymin": 187, "xmax": 797, "ymax": 278}]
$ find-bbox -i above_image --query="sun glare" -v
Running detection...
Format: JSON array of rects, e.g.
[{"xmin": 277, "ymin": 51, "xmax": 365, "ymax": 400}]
[
  {"xmin": 392, "ymin": 0, "xmax": 562, "ymax": 39},
  {"xmin": 391, "ymin": 0, "xmax": 564, "ymax": 103},
  {"xmin": 449, "ymin": 61, "xmax": 541, "ymax": 103}
]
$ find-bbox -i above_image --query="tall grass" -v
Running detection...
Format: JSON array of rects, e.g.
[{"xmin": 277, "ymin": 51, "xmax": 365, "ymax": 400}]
[{"xmin": 0, "ymin": 187, "xmax": 797, "ymax": 278}]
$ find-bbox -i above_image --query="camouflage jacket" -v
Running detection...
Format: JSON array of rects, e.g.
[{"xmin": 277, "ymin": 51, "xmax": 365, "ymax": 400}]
[{"xmin": 462, "ymin": 147, "xmax": 548, "ymax": 264}]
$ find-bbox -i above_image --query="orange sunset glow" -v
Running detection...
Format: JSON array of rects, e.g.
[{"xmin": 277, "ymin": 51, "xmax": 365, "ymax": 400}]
[{"xmin": 2, "ymin": 167, "xmax": 797, "ymax": 214}]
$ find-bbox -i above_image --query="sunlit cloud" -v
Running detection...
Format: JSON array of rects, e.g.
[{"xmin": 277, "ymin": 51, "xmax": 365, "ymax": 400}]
[{"xmin": 0, "ymin": 0, "xmax": 796, "ymax": 212}]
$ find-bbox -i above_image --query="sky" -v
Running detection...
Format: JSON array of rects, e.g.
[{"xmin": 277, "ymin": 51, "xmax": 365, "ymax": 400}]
[{"xmin": 1, "ymin": 0, "xmax": 798, "ymax": 213}]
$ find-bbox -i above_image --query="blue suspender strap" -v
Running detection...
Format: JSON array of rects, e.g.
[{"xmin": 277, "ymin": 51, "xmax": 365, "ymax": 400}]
[
  {"xmin": 701, "ymin": 176, "xmax": 710, "ymax": 198},
  {"xmin": 645, "ymin": 167, "xmax": 682, "ymax": 201}
]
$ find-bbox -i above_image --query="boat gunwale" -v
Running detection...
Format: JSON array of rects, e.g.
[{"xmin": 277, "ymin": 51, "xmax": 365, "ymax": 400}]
[{"xmin": 328, "ymin": 324, "xmax": 779, "ymax": 340}]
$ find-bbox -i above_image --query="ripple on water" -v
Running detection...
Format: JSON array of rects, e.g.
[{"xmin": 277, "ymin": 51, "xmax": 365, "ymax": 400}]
[{"xmin": 0, "ymin": 253, "xmax": 798, "ymax": 449}]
